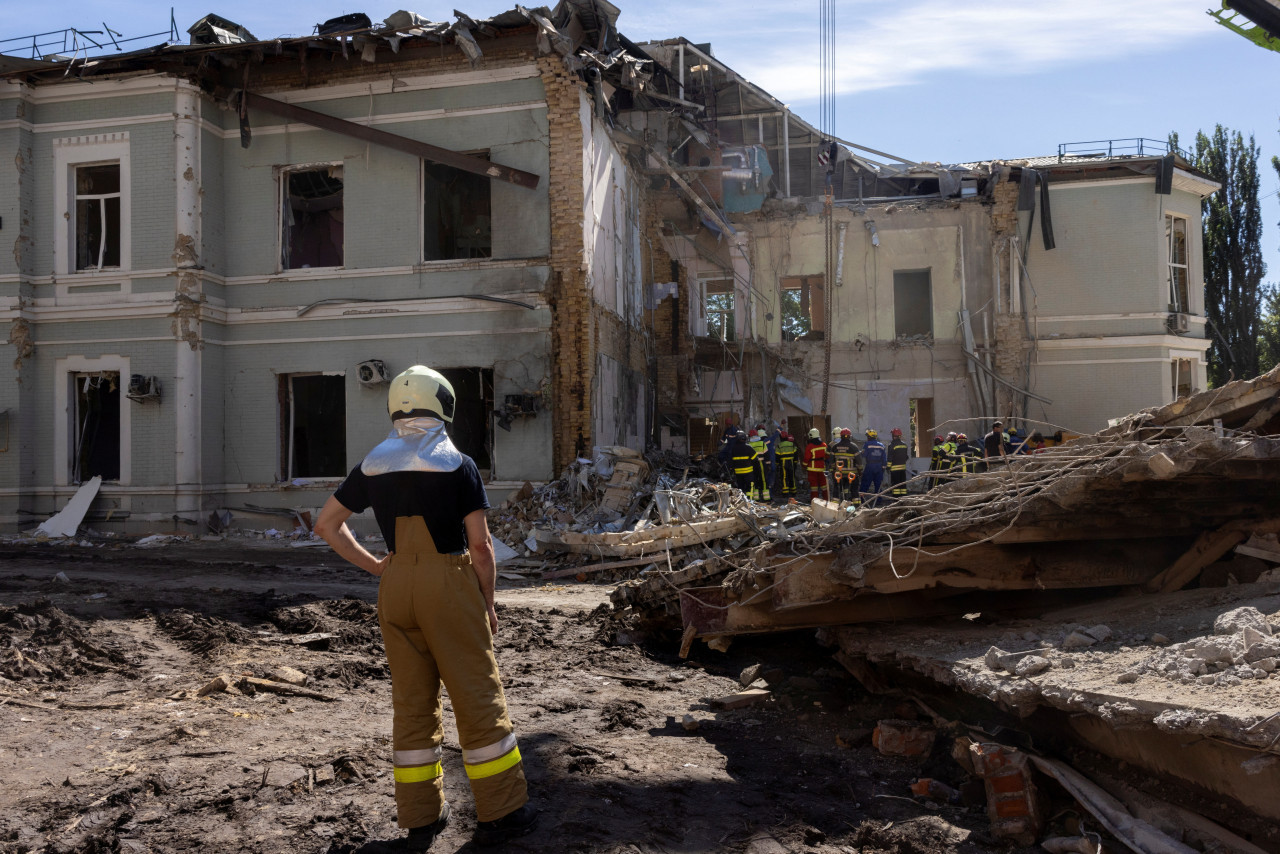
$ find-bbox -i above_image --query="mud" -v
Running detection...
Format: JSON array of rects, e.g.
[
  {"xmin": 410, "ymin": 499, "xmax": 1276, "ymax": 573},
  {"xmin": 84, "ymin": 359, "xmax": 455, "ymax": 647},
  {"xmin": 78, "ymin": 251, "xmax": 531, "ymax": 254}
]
[{"xmin": 0, "ymin": 540, "xmax": 1061, "ymax": 853}]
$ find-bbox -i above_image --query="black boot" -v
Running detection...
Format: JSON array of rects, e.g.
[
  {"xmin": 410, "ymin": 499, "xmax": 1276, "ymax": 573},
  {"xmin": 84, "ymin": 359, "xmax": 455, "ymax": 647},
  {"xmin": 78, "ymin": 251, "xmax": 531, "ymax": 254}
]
[
  {"xmin": 403, "ymin": 802, "xmax": 450, "ymax": 851},
  {"xmin": 473, "ymin": 803, "xmax": 538, "ymax": 846}
]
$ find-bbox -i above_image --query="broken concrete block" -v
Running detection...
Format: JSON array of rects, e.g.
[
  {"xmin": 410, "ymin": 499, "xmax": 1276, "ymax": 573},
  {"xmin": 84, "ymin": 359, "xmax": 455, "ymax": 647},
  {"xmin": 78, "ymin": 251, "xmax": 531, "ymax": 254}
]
[
  {"xmin": 1147, "ymin": 451, "xmax": 1177, "ymax": 479},
  {"xmin": 872, "ymin": 720, "xmax": 936, "ymax": 757},
  {"xmin": 984, "ymin": 646, "xmax": 1008, "ymax": 672},
  {"xmin": 1084, "ymin": 624, "xmax": 1112, "ymax": 643},
  {"xmin": 680, "ymin": 714, "xmax": 699, "ymax": 732},
  {"xmin": 1242, "ymin": 636, "xmax": 1280, "ymax": 664},
  {"xmin": 1117, "ymin": 672, "xmax": 1140, "ymax": 684},
  {"xmin": 1062, "ymin": 631, "xmax": 1096, "ymax": 650},
  {"xmin": 1256, "ymin": 657, "xmax": 1277, "ymax": 672},
  {"xmin": 262, "ymin": 761, "xmax": 307, "ymax": 788},
  {"xmin": 1151, "ymin": 633, "xmax": 1170, "ymax": 645},
  {"xmin": 197, "ymin": 674, "xmax": 234, "ymax": 697},
  {"xmin": 745, "ymin": 832, "xmax": 787, "ymax": 854},
  {"xmin": 739, "ymin": 663, "xmax": 763, "ymax": 687},
  {"xmin": 710, "ymin": 688, "xmax": 771, "ymax": 710},
  {"xmin": 1013, "ymin": 656, "xmax": 1050, "ymax": 677},
  {"xmin": 1192, "ymin": 637, "xmax": 1238, "ymax": 665},
  {"xmin": 313, "ymin": 764, "xmax": 336, "ymax": 786},
  {"xmin": 267, "ymin": 666, "xmax": 308, "ymax": 687},
  {"xmin": 1214, "ymin": 607, "xmax": 1271, "ymax": 637}
]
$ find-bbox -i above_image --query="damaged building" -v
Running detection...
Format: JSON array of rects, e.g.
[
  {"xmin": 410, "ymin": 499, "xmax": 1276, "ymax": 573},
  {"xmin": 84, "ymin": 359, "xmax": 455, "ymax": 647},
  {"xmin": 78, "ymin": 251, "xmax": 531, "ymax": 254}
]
[
  {"xmin": 0, "ymin": 4, "xmax": 1217, "ymax": 531},
  {"xmin": 0, "ymin": 3, "xmax": 661, "ymax": 530}
]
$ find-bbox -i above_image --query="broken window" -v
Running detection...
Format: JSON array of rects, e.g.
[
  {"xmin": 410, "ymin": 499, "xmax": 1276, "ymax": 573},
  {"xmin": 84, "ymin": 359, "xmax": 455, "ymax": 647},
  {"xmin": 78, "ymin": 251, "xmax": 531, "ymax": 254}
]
[
  {"xmin": 893, "ymin": 269, "xmax": 933, "ymax": 338},
  {"xmin": 72, "ymin": 372, "xmax": 121, "ymax": 482},
  {"xmin": 423, "ymin": 158, "xmax": 491, "ymax": 261},
  {"xmin": 279, "ymin": 374, "xmax": 346, "ymax": 479},
  {"xmin": 780, "ymin": 275, "xmax": 825, "ymax": 338},
  {"xmin": 74, "ymin": 164, "xmax": 121, "ymax": 270},
  {"xmin": 282, "ymin": 167, "xmax": 344, "ymax": 270},
  {"xmin": 1166, "ymin": 214, "xmax": 1189, "ymax": 312},
  {"xmin": 702, "ymin": 277, "xmax": 735, "ymax": 341},
  {"xmin": 437, "ymin": 368, "xmax": 494, "ymax": 470},
  {"xmin": 1172, "ymin": 358, "xmax": 1193, "ymax": 400},
  {"xmin": 910, "ymin": 397, "xmax": 934, "ymax": 457}
]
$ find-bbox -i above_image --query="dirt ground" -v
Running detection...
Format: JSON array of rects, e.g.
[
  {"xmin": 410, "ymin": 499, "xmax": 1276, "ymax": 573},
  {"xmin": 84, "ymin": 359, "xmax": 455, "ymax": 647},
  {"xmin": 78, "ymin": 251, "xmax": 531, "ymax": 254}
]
[{"xmin": 2, "ymin": 538, "xmax": 1077, "ymax": 854}]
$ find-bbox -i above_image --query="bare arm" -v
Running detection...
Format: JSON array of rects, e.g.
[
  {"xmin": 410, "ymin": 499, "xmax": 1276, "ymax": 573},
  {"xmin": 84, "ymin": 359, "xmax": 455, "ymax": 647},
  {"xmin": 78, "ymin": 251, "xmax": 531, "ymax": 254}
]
[
  {"xmin": 464, "ymin": 508, "xmax": 499, "ymax": 633},
  {"xmin": 314, "ymin": 495, "xmax": 392, "ymax": 576}
]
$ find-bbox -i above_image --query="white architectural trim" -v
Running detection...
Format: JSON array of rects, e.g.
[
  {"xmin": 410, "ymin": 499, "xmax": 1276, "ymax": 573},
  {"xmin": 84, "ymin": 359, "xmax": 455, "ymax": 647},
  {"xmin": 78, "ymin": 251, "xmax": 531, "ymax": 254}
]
[
  {"xmin": 1048, "ymin": 177, "xmax": 1151, "ymax": 190},
  {"xmin": 53, "ymin": 133, "xmax": 131, "ymax": 277},
  {"xmin": 231, "ymin": 100, "xmax": 546, "ymax": 141},
  {"xmin": 2, "ymin": 114, "xmax": 172, "ymax": 134},
  {"xmin": 1035, "ymin": 335, "xmax": 1211, "ymax": 351},
  {"xmin": 214, "ymin": 326, "xmax": 547, "ymax": 346},
  {"xmin": 23, "ymin": 75, "xmax": 198, "ymax": 104},
  {"xmin": 1036, "ymin": 312, "xmax": 1204, "ymax": 323},
  {"xmin": 264, "ymin": 65, "xmax": 540, "ymax": 104},
  {"xmin": 1035, "ymin": 358, "xmax": 1171, "ymax": 366},
  {"xmin": 1046, "ymin": 169, "xmax": 1219, "ymax": 198},
  {"xmin": 54, "ymin": 354, "xmax": 132, "ymax": 487}
]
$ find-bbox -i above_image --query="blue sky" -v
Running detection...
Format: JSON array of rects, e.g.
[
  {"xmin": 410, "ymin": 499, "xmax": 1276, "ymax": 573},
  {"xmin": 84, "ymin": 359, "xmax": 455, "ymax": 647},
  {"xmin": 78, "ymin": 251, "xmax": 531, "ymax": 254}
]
[{"xmin": 5, "ymin": 0, "xmax": 1279, "ymax": 275}]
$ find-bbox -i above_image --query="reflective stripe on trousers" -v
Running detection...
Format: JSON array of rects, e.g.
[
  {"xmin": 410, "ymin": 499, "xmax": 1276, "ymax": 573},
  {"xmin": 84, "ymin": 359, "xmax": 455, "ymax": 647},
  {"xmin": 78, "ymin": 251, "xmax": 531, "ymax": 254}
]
[{"xmin": 379, "ymin": 516, "xmax": 529, "ymax": 827}]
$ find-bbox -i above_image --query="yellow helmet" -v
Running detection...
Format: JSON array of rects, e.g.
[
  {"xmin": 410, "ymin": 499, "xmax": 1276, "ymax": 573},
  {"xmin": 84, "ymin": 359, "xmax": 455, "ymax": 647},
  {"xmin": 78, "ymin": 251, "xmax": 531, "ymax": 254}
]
[
  {"xmin": 388, "ymin": 365, "xmax": 455, "ymax": 422},
  {"xmin": 865, "ymin": 429, "xmax": 878, "ymax": 439}
]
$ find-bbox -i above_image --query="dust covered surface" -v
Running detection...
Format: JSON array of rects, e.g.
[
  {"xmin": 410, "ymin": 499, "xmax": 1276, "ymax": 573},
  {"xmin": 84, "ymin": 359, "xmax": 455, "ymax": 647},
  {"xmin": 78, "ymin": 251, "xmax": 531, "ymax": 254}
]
[{"xmin": 0, "ymin": 540, "xmax": 1037, "ymax": 854}]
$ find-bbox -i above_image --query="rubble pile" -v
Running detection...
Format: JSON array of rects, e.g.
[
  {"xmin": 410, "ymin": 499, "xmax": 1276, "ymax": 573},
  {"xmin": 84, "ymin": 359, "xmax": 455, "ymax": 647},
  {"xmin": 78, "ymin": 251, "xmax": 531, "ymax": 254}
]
[
  {"xmin": 488, "ymin": 446, "xmax": 815, "ymax": 583},
  {"xmin": 1136, "ymin": 606, "xmax": 1280, "ymax": 687}
]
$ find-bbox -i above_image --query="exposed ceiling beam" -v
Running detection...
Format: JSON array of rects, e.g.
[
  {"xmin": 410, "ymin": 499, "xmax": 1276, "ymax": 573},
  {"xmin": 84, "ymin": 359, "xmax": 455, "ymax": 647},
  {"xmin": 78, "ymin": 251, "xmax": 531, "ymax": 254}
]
[{"xmin": 242, "ymin": 91, "xmax": 540, "ymax": 189}]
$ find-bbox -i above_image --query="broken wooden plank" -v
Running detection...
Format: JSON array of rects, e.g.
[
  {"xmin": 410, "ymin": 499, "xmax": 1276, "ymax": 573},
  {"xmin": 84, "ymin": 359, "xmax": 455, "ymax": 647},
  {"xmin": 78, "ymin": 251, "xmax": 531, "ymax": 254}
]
[
  {"xmin": 1143, "ymin": 519, "xmax": 1280, "ymax": 593},
  {"xmin": 238, "ymin": 677, "xmax": 336, "ymax": 702},
  {"xmin": 541, "ymin": 555, "xmax": 657, "ymax": 580},
  {"xmin": 534, "ymin": 516, "xmax": 746, "ymax": 556}
]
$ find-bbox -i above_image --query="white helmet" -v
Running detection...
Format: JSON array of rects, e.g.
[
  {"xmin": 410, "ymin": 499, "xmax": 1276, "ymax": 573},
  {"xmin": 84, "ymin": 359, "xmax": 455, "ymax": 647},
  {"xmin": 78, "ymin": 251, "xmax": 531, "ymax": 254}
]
[{"xmin": 388, "ymin": 365, "xmax": 455, "ymax": 422}]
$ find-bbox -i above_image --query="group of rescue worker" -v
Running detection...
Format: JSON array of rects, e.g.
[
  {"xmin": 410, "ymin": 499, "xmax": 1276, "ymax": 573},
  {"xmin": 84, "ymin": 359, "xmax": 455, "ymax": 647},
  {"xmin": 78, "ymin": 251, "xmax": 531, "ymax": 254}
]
[{"xmin": 717, "ymin": 419, "xmax": 1051, "ymax": 506}]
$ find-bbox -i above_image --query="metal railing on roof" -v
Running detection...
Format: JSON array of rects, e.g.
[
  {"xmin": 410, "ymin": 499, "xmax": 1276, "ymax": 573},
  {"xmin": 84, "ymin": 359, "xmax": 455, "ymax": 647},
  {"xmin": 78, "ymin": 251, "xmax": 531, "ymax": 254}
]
[
  {"xmin": 0, "ymin": 10, "xmax": 179, "ymax": 60},
  {"xmin": 1057, "ymin": 138, "xmax": 1188, "ymax": 162}
]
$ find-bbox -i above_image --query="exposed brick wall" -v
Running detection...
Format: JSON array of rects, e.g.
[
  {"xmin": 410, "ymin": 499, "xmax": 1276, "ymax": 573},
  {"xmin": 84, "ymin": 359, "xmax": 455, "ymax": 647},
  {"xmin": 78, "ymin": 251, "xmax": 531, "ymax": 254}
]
[
  {"xmin": 990, "ymin": 172, "xmax": 1027, "ymax": 418},
  {"xmin": 541, "ymin": 54, "xmax": 591, "ymax": 470}
]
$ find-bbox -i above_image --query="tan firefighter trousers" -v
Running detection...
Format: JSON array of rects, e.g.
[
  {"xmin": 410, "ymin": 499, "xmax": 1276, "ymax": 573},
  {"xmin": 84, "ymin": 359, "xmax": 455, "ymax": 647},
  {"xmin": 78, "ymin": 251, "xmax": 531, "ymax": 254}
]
[{"xmin": 377, "ymin": 516, "xmax": 529, "ymax": 828}]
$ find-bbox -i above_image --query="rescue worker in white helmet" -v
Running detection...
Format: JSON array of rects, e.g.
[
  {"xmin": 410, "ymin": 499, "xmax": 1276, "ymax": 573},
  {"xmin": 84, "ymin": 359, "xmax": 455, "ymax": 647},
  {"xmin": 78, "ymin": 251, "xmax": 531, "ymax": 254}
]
[
  {"xmin": 315, "ymin": 366, "xmax": 536, "ymax": 848},
  {"xmin": 802, "ymin": 427, "xmax": 829, "ymax": 501}
]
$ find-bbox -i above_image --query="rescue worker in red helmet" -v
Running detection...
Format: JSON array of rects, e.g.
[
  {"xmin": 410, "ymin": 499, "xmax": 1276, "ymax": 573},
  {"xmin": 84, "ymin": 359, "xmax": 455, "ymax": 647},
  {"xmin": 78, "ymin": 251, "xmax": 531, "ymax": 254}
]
[
  {"xmin": 887, "ymin": 427, "xmax": 909, "ymax": 500},
  {"xmin": 315, "ymin": 366, "xmax": 536, "ymax": 848}
]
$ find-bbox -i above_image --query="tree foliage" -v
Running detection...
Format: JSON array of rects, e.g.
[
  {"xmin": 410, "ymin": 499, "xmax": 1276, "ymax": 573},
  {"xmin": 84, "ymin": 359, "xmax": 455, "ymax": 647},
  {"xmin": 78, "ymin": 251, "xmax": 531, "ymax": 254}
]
[{"xmin": 1189, "ymin": 126, "xmax": 1267, "ymax": 385}]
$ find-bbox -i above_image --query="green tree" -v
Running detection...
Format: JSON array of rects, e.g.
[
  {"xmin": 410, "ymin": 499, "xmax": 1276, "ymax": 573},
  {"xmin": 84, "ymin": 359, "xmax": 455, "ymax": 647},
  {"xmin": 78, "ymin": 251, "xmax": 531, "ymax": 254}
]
[{"xmin": 1188, "ymin": 126, "xmax": 1267, "ymax": 385}]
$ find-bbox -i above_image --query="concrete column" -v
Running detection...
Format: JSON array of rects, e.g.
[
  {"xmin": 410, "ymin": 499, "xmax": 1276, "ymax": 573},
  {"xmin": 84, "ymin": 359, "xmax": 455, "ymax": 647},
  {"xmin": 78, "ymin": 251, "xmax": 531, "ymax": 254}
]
[{"xmin": 173, "ymin": 87, "xmax": 202, "ymax": 511}]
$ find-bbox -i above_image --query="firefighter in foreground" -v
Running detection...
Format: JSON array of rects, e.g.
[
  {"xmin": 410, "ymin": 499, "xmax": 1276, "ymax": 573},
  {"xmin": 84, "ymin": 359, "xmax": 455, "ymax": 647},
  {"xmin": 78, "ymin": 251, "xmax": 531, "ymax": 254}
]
[
  {"xmin": 727, "ymin": 428, "xmax": 762, "ymax": 499},
  {"xmin": 859, "ymin": 428, "xmax": 887, "ymax": 506},
  {"xmin": 314, "ymin": 366, "xmax": 536, "ymax": 849}
]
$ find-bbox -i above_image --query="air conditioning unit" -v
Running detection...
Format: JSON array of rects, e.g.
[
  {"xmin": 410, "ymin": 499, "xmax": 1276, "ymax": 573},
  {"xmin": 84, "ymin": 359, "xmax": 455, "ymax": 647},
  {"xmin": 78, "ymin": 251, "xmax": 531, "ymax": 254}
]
[
  {"xmin": 356, "ymin": 359, "xmax": 391, "ymax": 387},
  {"xmin": 127, "ymin": 374, "xmax": 161, "ymax": 402},
  {"xmin": 1166, "ymin": 312, "xmax": 1190, "ymax": 334}
]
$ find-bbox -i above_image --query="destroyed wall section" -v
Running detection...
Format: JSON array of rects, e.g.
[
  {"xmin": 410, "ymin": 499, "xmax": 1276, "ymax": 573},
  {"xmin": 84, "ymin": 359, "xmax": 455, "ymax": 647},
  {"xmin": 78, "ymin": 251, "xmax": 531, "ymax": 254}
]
[
  {"xmin": 1022, "ymin": 176, "xmax": 1212, "ymax": 432},
  {"xmin": 742, "ymin": 202, "xmax": 995, "ymax": 439},
  {"xmin": 0, "ymin": 36, "xmax": 657, "ymax": 532}
]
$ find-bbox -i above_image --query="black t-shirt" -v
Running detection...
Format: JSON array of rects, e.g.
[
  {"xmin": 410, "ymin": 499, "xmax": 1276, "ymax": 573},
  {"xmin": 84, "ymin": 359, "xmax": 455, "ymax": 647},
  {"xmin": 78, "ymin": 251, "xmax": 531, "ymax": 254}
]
[
  {"xmin": 333, "ymin": 458, "xmax": 490, "ymax": 553},
  {"xmin": 983, "ymin": 431, "xmax": 1004, "ymax": 458}
]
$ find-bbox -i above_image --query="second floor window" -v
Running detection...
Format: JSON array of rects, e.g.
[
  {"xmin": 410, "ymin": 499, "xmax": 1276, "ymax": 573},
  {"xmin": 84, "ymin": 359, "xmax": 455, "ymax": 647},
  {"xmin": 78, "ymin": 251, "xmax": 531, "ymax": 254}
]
[
  {"xmin": 283, "ymin": 166, "xmax": 344, "ymax": 270},
  {"xmin": 424, "ymin": 158, "xmax": 491, "ymax": 261},
  {"xmin": 75, "ymin": 164, "xmax": 121, "ymax": 270},
  {"xmin": 1166, "ymin": 214, "xmax": 1189, "ymax": 312},
  {"xmin": 703, "ymin": 277, "xmax": 735, "ymax": 341},
  {"xmin": 893, "ymin": 269, "xmax": 933, "ymax": 338}
]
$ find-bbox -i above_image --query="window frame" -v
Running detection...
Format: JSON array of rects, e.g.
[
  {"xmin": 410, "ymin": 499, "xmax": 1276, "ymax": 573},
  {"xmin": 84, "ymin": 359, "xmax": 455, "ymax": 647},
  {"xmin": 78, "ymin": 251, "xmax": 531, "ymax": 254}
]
[
  {"xmin": 701, "ymin": 276, "xmax": 736, "ymax": 342},
  {"xmin": 278, "ymin": 372, "xmax": 348, "ymax": 481},
  {"xmin": 53, "ymin": 355, "xmax": 132, "ymax": 486},
  {"xmin": 420, "ymin": 152, "xmax": 494, "ymax": 264},
  {"xmin": 53, "ymin": 134, "xmax": 131, "ymax": 277},
  {"xmin": 779, "ymin": 274, "xmax": 824, "ymax": 338},
  {"xmin": 892, "ymin": 268, "xmax": 934, "ymax": 339},
  {"xmin": 278, "ymin": 162, "xmax": 345, "ymax": 273},
  {"xmin": 1166, "ymin": 213, "xmax": 1190, "ymax": 313}
]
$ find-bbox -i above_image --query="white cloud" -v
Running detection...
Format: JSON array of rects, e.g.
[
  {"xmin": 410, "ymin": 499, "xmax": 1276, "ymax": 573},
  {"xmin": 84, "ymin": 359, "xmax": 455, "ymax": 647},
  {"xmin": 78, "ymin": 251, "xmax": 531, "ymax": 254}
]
[{"xmin": 624, "ymin": 0, "xmax": 1218, "ymax": 103}]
